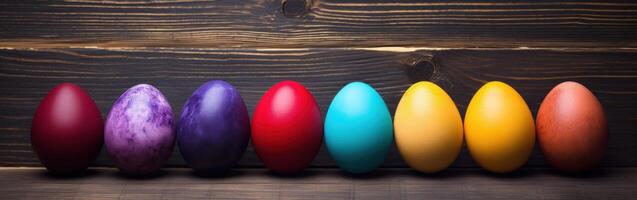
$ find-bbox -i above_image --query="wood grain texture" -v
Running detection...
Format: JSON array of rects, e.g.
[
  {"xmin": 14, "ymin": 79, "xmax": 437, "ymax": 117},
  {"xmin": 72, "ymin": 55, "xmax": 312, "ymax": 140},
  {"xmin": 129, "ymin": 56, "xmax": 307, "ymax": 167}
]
[
  {"xmin": 1, "ymin": 167, "xmax": 636, "ymax": 199},
  {"xmin": 1, "ymin": 0, "xmax": 637, "ymax": 48},
  {"xmin": 1, "ymin": 47, "xmax": 635, "ymax": 168}
]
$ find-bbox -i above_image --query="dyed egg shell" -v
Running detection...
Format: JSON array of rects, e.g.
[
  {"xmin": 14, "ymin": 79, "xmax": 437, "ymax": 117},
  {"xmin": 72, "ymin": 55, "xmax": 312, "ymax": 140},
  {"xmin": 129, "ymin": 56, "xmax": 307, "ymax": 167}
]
[
  {"xmin": 177, "ymin": 80, "xmax": 250, "ymax": 173},
  {"xmin": 464, "ymin": 81, "xmax": 535, "ymax": 173},
  {"xmin": 31, "ymin": 83, "xmax": 104, "ymax": 174},
  {"xmin": 325, "ymin": 82, "xmax": 393, "ymax": 174},
  {"xmin": 536, "ymin": 81, "xmax": 608, "ymax": 173},
  {"xmin": 251, "ymin": 80, "xmax": 323, "ymax": 173},
  {"xmin": 104, "ymin": 84, "xmax": 175, "ymax": 175},
  {"xmin": 394, "ymin": 81, "xmax": 463, "ymax": 173}
]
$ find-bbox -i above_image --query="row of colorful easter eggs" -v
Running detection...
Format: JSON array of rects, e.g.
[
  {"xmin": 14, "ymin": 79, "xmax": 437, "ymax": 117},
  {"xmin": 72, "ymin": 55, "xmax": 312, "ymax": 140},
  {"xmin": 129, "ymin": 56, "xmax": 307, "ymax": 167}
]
[{"xmin": 31, "ymin": 80, "xmax": 607, "ymax": 175}]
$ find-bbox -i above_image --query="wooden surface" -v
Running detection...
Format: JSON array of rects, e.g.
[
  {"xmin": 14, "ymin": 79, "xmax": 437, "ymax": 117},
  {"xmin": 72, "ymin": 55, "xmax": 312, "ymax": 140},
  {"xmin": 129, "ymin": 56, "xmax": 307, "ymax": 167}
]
[
  {"xmin": 1, "ymin": 0, "xmax": 636, "ymax": 48},
  {"xmin": 1, "ymin": 0, "xmax": 636, "ymax": 199},
  {"xmin": 1, "ymin": 167, "xmax": 636, "ymax": 199}
]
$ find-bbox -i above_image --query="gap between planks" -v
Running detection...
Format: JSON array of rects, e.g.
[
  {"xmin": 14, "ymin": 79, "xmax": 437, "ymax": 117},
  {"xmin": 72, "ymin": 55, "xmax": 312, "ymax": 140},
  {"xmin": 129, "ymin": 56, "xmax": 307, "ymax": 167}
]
[{"xmin": 2, "ymin": 46, "xmax": 637, "ymax": 53}]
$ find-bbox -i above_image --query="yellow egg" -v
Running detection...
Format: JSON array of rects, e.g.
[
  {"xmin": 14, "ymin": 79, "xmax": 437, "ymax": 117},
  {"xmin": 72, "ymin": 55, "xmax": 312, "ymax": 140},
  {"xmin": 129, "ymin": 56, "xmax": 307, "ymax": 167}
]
[
  {"xmin": 394, "ymin": 81, "xmax": 463, "ymax": 173},
  {"xmin": 464, "ymin": 81, "xmax": 535, "ymax": 173}
]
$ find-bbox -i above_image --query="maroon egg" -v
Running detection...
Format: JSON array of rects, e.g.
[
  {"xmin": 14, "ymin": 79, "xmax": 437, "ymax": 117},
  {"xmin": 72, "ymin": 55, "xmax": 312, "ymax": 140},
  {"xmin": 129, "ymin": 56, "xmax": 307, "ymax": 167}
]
[
  {"xmin": 31, "ymin": 83, "xmax": 104, "ymax": 174},
  {"xmin": 536, "ymin": 81, "xmax": 608, "ymax": 173}
]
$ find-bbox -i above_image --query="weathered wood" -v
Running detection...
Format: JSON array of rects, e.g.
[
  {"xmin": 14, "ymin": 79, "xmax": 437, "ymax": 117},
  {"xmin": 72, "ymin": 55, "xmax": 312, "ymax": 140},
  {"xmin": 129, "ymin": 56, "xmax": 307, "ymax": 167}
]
[
  {"xmin": 1, "ymin": 0, "xmax": 636, "ymax": 48},
  {"xmin": 0, "ymin": 167, "xmax": 636, "ymax": 199},
  {"xmin": 1, "ymin": 47, "xmax": 635, "ymax": 168}
]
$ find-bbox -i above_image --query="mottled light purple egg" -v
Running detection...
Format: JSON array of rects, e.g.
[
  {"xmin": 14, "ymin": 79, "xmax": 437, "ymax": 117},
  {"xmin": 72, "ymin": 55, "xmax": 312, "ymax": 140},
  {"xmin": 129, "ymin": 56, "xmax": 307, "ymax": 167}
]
[{"xmin": 105, "ymin": 84, "xmax": 175, "ymax": 175}]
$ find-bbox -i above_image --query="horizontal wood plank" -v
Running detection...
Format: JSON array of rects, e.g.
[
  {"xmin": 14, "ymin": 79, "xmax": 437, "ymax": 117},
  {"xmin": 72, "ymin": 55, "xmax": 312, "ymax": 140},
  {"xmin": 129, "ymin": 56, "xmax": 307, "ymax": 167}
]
[
  {"xmin": 1, "ymin": 0, "xmax": 636, "ymax": 48},
  {"xmin": 1, "ymin": 167, "xmax": 636, "ymax": 199},
  {"xmin": 0, "ymin": 47, "xmax": 635, "ymax": 168}
]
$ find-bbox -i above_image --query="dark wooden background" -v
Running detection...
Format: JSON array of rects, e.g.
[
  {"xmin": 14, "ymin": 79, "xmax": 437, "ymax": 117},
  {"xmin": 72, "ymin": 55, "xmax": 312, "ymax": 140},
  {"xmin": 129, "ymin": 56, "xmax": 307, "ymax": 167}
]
[{"xmin": 1, "ymin": 0, "xmax": 636, "ymax": 170}]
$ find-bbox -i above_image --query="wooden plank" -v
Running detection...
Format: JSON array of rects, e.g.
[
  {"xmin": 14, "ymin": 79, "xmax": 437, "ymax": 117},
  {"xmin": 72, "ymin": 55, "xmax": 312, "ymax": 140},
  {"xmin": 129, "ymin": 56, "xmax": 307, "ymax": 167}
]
[
  {"xmin": 0, "ymin": 47, "xmax": 635, "ymax": 168},
  {"xmin": 0, "ymin": 167, "xmax": 636, "ymax": 199},
  {"xmin": 1, "ymin": 0, "xmax": 636, "ymax": 48}
]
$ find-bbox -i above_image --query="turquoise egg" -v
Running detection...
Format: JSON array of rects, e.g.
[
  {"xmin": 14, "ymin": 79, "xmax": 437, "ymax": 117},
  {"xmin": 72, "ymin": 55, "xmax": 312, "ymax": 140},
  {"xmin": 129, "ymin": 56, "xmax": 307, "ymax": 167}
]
[{"xmin": 324, "ymin": 82, "xmax": 394, "ymax": 174}]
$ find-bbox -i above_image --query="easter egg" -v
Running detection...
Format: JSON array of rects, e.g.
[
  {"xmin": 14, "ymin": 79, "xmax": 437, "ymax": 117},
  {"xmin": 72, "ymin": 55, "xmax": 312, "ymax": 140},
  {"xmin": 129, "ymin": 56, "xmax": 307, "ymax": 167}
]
[
  {"xmin": 324, "ymin": 82, "xmax": 393, "ymax": 174},
  {"xmin": 394, "ymin": 81, "xmax": 463, "ymax": 173},
  {"xmin": 104, "ymin": 84, "xmax": 175, "ymax": 175},
  {"xmin": 464, "ymin": 81, "xmax": 535, "ymax": 173},
  {"xmin": 31, "ymin": 83, "xmax": 103, "ymax": 174},
  {"xmin": 536, "ymin": 81, "xmax": 608, "ymax": 173},
  {"xmin": 251, "ymin": 80, "xmax": 323, "ymax": 173},
  {"xmin": 177, "ymin": 80, "xmax": 250, "ymax": 173}
]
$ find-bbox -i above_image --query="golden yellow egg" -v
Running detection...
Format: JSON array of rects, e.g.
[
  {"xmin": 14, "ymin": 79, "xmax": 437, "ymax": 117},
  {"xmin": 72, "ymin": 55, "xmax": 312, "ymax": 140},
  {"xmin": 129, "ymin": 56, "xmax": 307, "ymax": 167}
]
[
  {"xmin": 394, "ymin": 81, "xmax": 463, "ymax": 173},
  {"xmin": 464, "ymin": 81, "xmax": 535, "ymax": 173}
]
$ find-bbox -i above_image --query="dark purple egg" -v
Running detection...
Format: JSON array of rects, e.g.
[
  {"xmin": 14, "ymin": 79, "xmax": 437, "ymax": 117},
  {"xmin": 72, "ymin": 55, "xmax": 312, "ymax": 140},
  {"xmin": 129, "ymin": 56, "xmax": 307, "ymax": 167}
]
[
  {"xmin": 177, "ymin": 80, "xmax": 250, "ymax": 173},
  {"xmin": 104, "ymin": 84, "xmax": 175, "ymax": 175}
]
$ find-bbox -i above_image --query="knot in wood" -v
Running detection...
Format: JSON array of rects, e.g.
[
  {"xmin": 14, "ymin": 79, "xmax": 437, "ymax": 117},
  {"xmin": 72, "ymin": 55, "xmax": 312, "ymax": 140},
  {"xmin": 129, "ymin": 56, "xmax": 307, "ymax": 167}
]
[
  {"xmin": 405, "ymin": 53, "xmax": 438, "ymax": 82},
  {"xmin": 282, "ymin": 0, "xmax": 311, "ymax": 18}
]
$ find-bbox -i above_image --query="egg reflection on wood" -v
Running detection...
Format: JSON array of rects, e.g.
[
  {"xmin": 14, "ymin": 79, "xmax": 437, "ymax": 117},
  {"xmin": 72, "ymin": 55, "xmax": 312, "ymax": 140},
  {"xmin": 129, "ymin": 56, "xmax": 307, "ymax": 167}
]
[
  {"xmin": 104, "ymin": 84, "xmax": 175, "ymax": 175},
  {"xmin": 325, "ymin": 82, "xmax": 393, "ymax": 174},
  {"xmin": 536, "ymin": 81, "xmax": 608, "ymax": 173},
  {"xmin": 394, "ymin": 82, "xmax": 463, "ymax": 173},
  {"xmin": 464, "ymin": 81, "xmax": 535, "ymax": 173}
]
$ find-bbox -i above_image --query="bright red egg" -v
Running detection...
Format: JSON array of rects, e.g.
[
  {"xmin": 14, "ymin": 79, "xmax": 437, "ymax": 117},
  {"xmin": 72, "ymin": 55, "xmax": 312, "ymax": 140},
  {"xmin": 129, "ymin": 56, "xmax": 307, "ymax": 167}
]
[
  {"xmin": 251, "ymin": 80, "xmax": 323, "ymax": 173},
  {"xmin": 536, "ymin": 81, "xmax": 608, "ymax": 173},
  {"xmin": 31, "ymin": 83, "xmax": 104, "ymax": 174}
]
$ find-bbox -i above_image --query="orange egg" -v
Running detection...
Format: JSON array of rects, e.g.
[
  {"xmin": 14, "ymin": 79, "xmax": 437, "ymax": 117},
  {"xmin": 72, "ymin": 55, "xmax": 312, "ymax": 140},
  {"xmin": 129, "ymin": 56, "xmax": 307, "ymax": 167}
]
[
  {"xmin": 464, "ymin": 81, "xmax": 535, "ymax": 173},
  {"xmin": 536, "ymin": 81, "xmax": 608, "ymax": 172}
]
